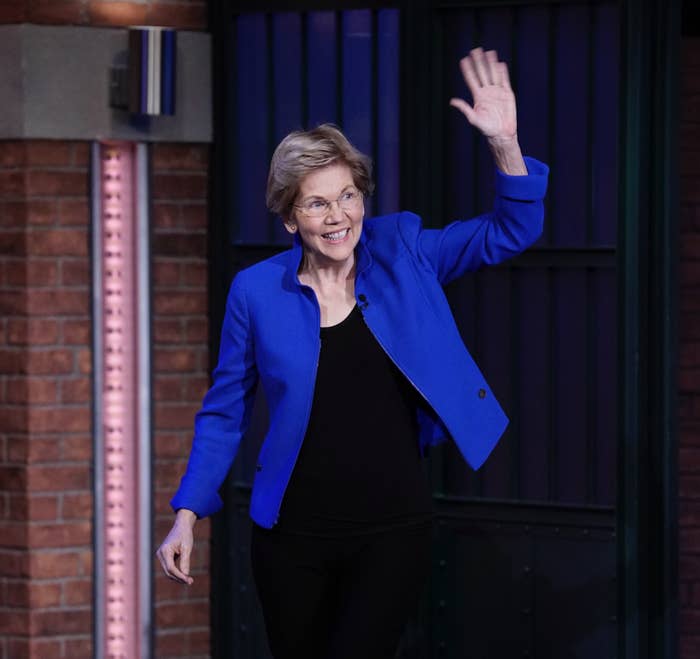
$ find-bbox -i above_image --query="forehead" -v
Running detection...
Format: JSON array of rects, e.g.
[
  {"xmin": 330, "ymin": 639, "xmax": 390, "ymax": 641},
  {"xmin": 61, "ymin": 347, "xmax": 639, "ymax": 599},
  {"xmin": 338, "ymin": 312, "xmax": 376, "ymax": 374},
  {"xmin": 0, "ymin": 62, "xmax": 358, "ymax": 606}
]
[{"xmin": 298, "ymin": 162, "xmax": 354, "ymax": 198}]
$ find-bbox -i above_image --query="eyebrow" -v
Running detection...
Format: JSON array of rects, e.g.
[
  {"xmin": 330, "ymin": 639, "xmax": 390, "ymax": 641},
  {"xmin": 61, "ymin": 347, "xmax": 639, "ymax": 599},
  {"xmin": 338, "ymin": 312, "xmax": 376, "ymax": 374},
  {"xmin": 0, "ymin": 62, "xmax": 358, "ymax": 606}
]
[{"xmin": 300, "ymin": 184, "xmax": 355, "ymax": 202}]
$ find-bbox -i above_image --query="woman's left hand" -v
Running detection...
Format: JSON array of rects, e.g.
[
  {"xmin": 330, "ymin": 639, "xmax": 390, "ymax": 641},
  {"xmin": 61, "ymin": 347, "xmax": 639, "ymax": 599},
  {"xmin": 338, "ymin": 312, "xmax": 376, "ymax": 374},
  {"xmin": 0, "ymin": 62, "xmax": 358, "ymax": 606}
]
[{"xmin": 450, "ymin": 48, "xmax": 517, "ymax": 141}]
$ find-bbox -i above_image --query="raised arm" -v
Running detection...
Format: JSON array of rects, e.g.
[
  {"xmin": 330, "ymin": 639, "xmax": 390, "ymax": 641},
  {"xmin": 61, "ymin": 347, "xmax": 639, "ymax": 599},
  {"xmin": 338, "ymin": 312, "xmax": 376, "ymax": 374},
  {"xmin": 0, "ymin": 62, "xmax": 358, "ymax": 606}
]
[{"xmin": 449, "ymin": 47, "xmax": 527, "ymax": 176}]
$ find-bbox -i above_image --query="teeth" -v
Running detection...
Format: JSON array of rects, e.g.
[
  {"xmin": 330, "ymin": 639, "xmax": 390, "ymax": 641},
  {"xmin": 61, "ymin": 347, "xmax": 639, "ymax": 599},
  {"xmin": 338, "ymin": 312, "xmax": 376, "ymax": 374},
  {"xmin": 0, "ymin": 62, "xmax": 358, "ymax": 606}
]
[{"xmin": 323, "ymin": 229, "xmax": 348, "ymax": 240}]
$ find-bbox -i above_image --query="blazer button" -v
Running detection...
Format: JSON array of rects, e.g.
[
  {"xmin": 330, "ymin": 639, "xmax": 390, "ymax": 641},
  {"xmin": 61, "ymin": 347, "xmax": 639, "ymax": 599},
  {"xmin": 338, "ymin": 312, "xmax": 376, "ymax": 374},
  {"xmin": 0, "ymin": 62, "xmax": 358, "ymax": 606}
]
[{"xmin": 478, "ymin": 388, "xmax": 487, "ymax": 399}]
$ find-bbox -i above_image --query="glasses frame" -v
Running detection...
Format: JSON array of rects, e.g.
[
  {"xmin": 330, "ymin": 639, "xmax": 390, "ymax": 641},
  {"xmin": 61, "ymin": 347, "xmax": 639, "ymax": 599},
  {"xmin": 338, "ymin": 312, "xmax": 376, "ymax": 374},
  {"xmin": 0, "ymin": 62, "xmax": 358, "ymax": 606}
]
[{"xmin": 292, "ymin": 187, "xmax": 364, "ymax": 218}]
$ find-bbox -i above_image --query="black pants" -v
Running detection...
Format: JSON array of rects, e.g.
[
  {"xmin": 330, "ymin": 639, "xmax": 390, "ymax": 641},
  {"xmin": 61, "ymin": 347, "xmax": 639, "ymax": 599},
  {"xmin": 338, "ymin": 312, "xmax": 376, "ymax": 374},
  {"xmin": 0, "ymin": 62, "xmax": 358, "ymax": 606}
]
[{"xmin": 250, "ymin": 522, "xmax": 432, "ymax": 659}]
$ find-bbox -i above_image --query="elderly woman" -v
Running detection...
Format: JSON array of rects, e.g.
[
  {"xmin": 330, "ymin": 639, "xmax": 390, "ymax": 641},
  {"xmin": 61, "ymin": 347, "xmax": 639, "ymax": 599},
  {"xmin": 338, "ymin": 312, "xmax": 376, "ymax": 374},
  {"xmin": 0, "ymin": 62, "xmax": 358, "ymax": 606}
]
[{"xmin": 158, "ymin": 48, "xmax": 549, "ymax": 658}]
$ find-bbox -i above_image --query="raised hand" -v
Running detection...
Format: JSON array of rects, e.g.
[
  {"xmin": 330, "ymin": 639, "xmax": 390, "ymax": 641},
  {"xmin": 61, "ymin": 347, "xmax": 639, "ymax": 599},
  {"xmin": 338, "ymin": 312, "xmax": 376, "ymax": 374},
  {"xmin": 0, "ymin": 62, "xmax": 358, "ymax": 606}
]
[{"xmin": 449, "ymin": 47, "xmax": 517, "ymax": 141}]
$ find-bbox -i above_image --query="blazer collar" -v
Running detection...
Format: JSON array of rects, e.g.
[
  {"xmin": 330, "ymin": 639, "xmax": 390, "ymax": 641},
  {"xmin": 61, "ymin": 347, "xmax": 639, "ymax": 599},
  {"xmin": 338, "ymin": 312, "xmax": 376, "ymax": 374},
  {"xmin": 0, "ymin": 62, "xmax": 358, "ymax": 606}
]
[{"xmin": 284, "ymin": 227, "xmax": 373, "ymax": 289}]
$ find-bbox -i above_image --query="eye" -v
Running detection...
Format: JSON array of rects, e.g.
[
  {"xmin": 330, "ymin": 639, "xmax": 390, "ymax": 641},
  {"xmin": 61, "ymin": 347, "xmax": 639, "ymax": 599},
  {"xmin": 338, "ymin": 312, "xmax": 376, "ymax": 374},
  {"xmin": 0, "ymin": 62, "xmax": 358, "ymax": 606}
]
[
  {"xmin": 340, "ymin": 191, "xmax": 356, "ymax": 202},
  {"xmin": 306, "ymin": 199, "xmax": 328, "ymax": 211}
]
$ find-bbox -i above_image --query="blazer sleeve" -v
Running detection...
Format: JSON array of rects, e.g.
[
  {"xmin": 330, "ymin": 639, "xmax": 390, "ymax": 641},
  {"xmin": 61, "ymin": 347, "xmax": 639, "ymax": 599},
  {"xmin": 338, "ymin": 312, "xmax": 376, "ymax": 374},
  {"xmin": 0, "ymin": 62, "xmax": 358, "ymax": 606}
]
[
  {"xmin": 409, "ymin": 156, "xmax": 549, "ymax": 285},
  {"xmin": 170, "ymin": 271, "xmax": 259, "ymax": 518}
]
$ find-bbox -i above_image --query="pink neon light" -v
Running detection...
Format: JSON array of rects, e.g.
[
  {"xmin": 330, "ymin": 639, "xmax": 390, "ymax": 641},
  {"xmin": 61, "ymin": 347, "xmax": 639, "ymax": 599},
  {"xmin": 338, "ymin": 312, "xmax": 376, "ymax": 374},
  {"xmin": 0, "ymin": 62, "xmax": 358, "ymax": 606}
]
[{"xmin": 100, "ymin": 144, "xmax": 140, "ymax": 659}]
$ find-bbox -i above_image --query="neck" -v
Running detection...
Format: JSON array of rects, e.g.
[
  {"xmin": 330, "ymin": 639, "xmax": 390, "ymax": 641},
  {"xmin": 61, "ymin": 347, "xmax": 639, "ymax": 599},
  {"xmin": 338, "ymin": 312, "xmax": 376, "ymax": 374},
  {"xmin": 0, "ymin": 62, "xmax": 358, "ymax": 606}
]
[{"xmin": 299, "ymin": 251, "xmax": 356, "ymax": 287}]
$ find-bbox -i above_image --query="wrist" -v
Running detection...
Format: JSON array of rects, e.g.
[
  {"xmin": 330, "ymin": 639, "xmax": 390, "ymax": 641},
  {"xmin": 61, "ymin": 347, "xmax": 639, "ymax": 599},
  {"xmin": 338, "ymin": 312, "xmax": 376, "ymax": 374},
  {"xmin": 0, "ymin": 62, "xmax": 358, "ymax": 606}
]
[{"xmin": 175, "ymin": 508, "xmax": 197, "ymax": 527}]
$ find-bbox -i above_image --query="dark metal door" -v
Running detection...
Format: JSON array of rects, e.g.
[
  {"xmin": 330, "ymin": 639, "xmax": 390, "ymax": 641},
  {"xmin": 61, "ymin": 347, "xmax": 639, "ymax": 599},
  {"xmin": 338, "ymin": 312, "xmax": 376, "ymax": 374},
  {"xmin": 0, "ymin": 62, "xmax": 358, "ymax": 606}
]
[{"xmin": 206, "ymin": 2, "xmax": 679, "ymax": 657}]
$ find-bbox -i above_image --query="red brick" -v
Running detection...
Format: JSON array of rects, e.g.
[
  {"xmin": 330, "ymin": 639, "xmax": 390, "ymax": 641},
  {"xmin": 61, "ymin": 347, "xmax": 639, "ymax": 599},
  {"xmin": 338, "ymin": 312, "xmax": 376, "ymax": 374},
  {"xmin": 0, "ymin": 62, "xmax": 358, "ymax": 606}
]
[
  {"xmin": 154, "ymin": 433, "xmax": 185, "ymax": 458},
  {"xmin": 155, "ymin": 631, "xmax": 191, "ymax": 657},
  {"xmin": 7, "ymin": 494, "xmax": 28, "ymax": 521},
  {"xmin": 184, "ymin": 375, "xmax": 209, "ymax": 401},
  {"xmin": 28, "ymin": 495, "xmax": 60, "ymax": 522},
  {"xmin": 77, "ymin": 348, "xmax": 91, "ymax": 374},
  {"xmin": 63, "ymin": 578, "xmax": 91, "ymax": 605},
  {"xmin": 26, "ymin": 228, "xmax": 87, "ymax": 257},
  {"xmin": 153, "ymin": 203, "xmax": 181, "ymax": 229},
  {"xmin": 0, "ymin": 201, "xmax": 27, "ymax": 227},
  {"xmin": 28, "ymin": 521, "xmax": 91, "ymax": 548},
  {"xmin": 25, "ymin": 289, "xmax": 88, "ymax": 315},
  {"xmin": 25, "ymin": 141, "xmax": 73, "ymax": 167},
  {"xmin": 155, "ymin": 376, "xmax": 184, "ymax": 401},
  {"xmin": 63, "ymin": 637, "xmax": 93, "ymax": 659},
  {"xmin": 7, "ymin": 436, "xmax": 61, "ymax": 464},
  {"xmin": 20, "ymin": 582, "xmax": 62, "ymax": 608},
  {"xmin": 60, "ymin": 258, "xmax": 89, "ymax": 285},
  {"xmin": 27, "ymin": 465, "xmax": 90, "ymax": 492},
  {"xmin": 185, "ymin": 319, "xmax": 208, "ymax": 344},
  {"xmin": 72, "ymin": 143, "xmax": 90, "ymax": 168},
  {"xmin": 156, "ymin": 600, "xmax": 209, "ymax": 627},
  {"xmin": 155, "ymin": 461, "xmax": 187, "ymax": 490},
  {"xmin": 153, "ymin": 260, "xmax": 181, "ymax": 286},
  {"xmin": 26, "ymin": 199, "xmax": 58, "ymax": 226},
  {"xmin": 681, "ymin": 635, "xmax": 700, "ymax": 659},
  {"xmin": 681, "ymin": 447, "xmax": 700, "ymax": 474},
  {"xmin": 152, "ymin": 173, "xmax": 208, "ymax": 201},
  {"xmin": 26, "ymin": 170, "xmax": 87, "ymax": 197},
  {"xmin": 28, "ymin": 0, "xmax": 86, "ymax": 24},
  {"xmin": 29, "ymin": 551, "xmax": 83, "ymax": 579},
  {"xmin": 682, "ymin": 475, "xmax": 700, "ymax": 499},
  {"xmin": 61, "ymin": 435, "xmax": 91, "ymax": 461},
  {"xmin": 6, "ymin": 260, "xmax": 59, "ymax": 286},
  {"xmin": 0, "ymin": 406, "xmax": 29, "ymax": 432},
  {"xmin": 153, "ymin": 232, "xmax": 206, "ymax": 258},
  {"xmin": 62, "ymin": 492, "xmax": 92, "ymax": 520},
  {"xmin": 60, "ymin": 377, "xmax": 90, "ymax": 403},
  {"xmin": 30, "ymin": 607, "xmax": 91, "ymax": 635},
  {"xmin": 0, "ymin": 609, "xmax": 29, "ymax": 635},
  {"xmin": 4, "ymin": 378, "xmax": 58, "ymax": 404},
  {"xmin": 7, "ymin": 319, "xmax": 59, "ymax": 345},
  {"xmin": 182, "ymin": 204, "xmax": 208, "ymax": 230},
  {"xmin": 0, "ymin": 466, "xmax": 27, "ymax": 491},
  {"xmin": 26, "ymin": 349, "xmax": 74, "ymax": 375},
  {"xmin": 62, "ymin": 319, "xmax": 90, "ymax": 345},
  {"xmin": 0, "ymin": 521, "xmax": 27, "ymax": 547},
  {"xmin": 0, "ymin": 171, "xmax": 26, "ymax": 197},
  {"xmin": 182, "ymin": 262, "xmax": 207, "ymax": 287},
  {"xmin": 154, "ymin": 292, "xmax": 207, "ymax": 315},
  {"xmin": 146, "ymin": 3, "xmax": 208, "ymax": 30},
  {"xmin": 0, "ymin": 229, "xmax": 24, "ymax": 255},
  {"xmin": 154, "ymin": 318, "xmax": 184, "ymax": 343},
  {"xmin": 681, "ymin": 369, "xmax": 700, "ymax": 393},
  {"xmin": 152, "ymin": 145, "xmax": 209, "ymax": 171},
  {"xmin": 154, "ymin": 403, "xmax": 199, "ymax": 431},
  {"xmin": 0, "ymin": 4, "xmax": 26, "ymax": 23},
  {"xmin": 0, "ymin": 142, "xmax": 26, "ymax": 167},
  {"xmin": 87, "ymin": 1, "xmax": 148, "ymax": 26},
  {"xmin": 0, "ymin": 549, "xmax": 28, "ymax": 578},
  {"xmin": 154, "ymin": 348, "xmax": 198, "ymax": 373},
  {"xmin": 58, "ymin": 198, "xmax": 89, "ymax": 226},
  {"xmin": 189, "ymin": 628, "xmax": 211, "ymax": 653}
]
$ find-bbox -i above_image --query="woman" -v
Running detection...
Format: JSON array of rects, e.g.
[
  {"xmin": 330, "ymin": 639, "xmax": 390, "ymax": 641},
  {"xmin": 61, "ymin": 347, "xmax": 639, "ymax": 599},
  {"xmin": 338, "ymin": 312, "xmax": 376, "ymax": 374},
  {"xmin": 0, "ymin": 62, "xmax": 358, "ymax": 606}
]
[{"xmin": 158, "ymin": 48, "xmax": 549, "ymax": 658}]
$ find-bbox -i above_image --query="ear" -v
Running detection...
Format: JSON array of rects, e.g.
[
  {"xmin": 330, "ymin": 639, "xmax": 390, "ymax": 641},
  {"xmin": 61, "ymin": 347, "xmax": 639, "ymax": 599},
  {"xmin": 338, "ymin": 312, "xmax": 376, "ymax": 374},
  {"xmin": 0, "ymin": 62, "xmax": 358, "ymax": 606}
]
[{"xmin": 283, "ymin": 218, "xmax": 297, "ymax": 234}]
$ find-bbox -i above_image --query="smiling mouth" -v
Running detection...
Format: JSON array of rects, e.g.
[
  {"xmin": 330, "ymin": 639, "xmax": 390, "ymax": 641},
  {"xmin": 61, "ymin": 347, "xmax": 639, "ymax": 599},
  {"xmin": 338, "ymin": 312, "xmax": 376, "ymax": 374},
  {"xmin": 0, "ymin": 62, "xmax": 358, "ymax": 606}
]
[{"xmin": 322, "ymin": 228, "xmax": 350, "ymax": 242}]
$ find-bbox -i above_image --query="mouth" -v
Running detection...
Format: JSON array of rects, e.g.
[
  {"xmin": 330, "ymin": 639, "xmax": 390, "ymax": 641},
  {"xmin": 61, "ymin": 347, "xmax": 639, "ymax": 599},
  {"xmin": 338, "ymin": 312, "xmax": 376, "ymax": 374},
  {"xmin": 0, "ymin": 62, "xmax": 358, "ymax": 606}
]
[{"xmin": 321, "ymin": 228, "xmax": 350, "ymax": 243}]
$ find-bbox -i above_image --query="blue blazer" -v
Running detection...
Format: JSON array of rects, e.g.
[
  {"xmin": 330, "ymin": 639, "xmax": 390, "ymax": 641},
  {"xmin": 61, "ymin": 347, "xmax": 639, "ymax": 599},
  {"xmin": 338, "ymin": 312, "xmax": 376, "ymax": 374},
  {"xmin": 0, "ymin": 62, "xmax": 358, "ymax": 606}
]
[{"xmin": 171, "ymin": 157, "xmax": 549, "ymax": 528}]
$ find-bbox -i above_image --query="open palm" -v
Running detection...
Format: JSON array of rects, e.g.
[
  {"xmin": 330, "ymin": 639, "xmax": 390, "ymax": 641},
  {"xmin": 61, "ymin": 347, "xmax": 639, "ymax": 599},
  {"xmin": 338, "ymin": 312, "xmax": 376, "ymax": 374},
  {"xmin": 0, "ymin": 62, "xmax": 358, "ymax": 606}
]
[{"xmin": 450, "ymin": 48, "xmax": 518, "ymax": 140}]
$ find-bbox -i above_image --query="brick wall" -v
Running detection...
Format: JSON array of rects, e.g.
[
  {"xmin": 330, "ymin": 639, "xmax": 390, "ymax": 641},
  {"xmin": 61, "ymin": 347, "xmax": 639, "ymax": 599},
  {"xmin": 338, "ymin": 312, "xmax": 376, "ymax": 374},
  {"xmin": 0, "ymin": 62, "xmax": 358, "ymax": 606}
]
[
  {"xmin": 0, "ymin": 141, "xmax": 93, "ymax": 658},
  {"xmin": 0, "ymin": 3, "xmax": 212, "ymax": 659},
  {"xmin": 0, "ymin": 0, "xmax": 207, "ymax": 30},
  {"xmin": 680, "ymin": 36, "xmax": 700, "ymax": 659},
  {"xmin": 151, "ymin": 144, "xmax": 211, "ymax": 658}
]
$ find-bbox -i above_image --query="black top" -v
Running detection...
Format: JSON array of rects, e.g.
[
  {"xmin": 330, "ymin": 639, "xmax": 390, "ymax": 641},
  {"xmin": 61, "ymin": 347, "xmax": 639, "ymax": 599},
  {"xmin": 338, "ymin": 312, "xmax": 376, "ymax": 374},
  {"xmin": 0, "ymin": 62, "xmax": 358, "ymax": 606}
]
[{"xmin": 276, "ymin": 305, "xmax": 433, "ymax": 536}]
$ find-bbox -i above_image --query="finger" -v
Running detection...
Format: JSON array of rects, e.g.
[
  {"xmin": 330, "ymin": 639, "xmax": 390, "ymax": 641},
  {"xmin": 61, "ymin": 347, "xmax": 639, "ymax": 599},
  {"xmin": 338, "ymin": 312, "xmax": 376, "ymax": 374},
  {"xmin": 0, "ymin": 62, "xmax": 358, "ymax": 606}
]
[
  {"xmin": 500, "ymin": 61, "xmax": 513, "ymax": 91},
  {"xmin": 459, "ymin": 56, "xmax": 481, "ymax": 99},
  {"xmin": 470, "ymin": 47, "xmax": 492, "ymax": 86},
  {"xmin": 178, "ymin": 543, "xmax": 192, "ymax": 580},
  {"xmin": 485, "ymin": 50, "xmax": 501, "ymax": 85},
  {"xmin": 449, "ymin": 98, "xmax": 478, "ymax": 126},
  {"xmin": 160, "ymin": 546, "xmax": 192, "ymax": 584}
]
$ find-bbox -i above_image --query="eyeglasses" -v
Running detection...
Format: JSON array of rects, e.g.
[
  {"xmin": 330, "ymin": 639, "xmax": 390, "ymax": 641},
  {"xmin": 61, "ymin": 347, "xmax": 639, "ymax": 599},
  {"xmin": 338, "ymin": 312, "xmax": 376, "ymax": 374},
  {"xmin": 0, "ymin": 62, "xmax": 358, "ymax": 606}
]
[{"xmin": 293, "ymin": 188, "xmax": 363, "ymax": 218}]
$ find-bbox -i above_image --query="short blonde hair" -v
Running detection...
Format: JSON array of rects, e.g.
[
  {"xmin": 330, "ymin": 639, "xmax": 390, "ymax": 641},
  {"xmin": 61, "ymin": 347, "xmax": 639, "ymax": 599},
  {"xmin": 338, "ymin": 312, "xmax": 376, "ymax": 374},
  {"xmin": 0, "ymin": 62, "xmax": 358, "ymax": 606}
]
[{"xmin": 266, "ymin": 124, "xmax": 374, "ymax": 219}]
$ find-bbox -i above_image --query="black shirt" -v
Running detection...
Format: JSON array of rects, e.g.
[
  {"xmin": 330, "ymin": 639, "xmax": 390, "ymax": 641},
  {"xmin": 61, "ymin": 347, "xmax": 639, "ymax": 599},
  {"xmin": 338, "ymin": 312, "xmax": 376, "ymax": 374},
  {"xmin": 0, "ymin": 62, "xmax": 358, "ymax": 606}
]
[{"xmin": 276, "ymin": 305, "xmax": 433, "ymax": 535}]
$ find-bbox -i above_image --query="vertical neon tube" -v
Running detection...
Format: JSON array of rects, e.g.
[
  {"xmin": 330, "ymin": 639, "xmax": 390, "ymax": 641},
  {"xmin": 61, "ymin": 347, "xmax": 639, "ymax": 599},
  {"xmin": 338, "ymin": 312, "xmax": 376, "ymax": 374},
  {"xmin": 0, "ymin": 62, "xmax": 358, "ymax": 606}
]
[{"xmin": 92, "ymin": 142, "xmax": 151, "ymax": 659}]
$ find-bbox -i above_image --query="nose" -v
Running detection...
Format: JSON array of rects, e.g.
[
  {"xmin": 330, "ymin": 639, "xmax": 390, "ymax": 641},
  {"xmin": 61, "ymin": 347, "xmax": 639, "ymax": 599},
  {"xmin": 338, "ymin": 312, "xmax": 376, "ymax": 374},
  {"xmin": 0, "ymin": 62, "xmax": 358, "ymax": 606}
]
[{"xmin": 325, "ymin": 200, "xmax": 343, "ymax": 223}]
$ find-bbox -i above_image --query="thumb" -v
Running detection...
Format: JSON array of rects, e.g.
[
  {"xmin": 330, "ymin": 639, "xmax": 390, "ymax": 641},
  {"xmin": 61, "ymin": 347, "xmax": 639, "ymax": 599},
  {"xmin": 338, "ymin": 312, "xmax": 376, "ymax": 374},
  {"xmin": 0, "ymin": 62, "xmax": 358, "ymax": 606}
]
[{"xmin": 449, "ymin": 98, "xmax": 477, "ymax": 126}]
